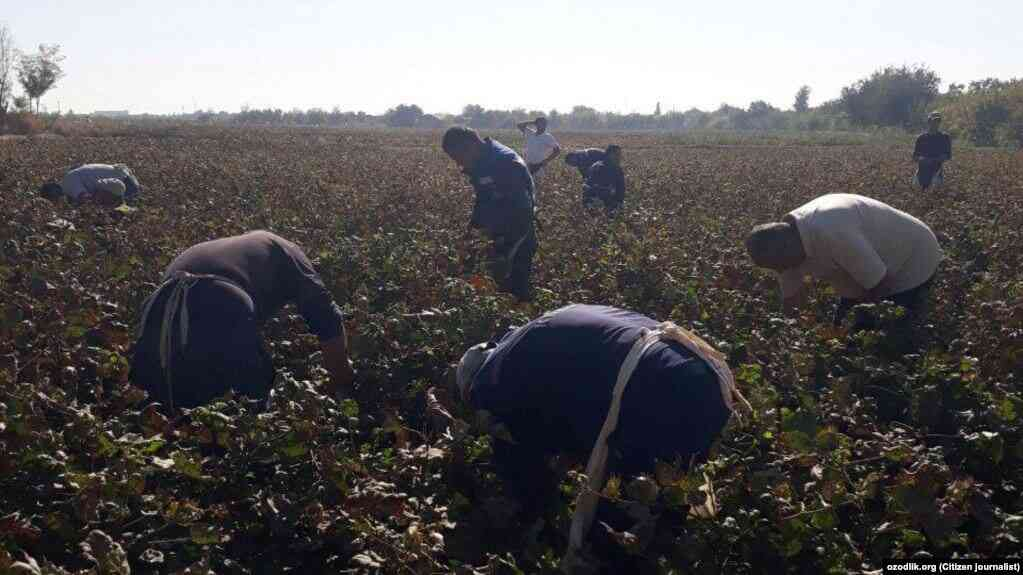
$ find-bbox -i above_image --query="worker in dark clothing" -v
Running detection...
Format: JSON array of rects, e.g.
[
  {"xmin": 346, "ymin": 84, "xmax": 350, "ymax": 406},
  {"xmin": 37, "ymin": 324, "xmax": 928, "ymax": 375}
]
[
  {"xmin": 563, "ymin": 147, "xmax": 608, "ymax": 179},
  {"xmin": 583, "ymin": 145, "xmax": 625, "ymax": 212},
  {"xmin": 913, "ymin": 111, "xmax": 952, "ymax": 191},
  {"xmin": 442, "ymin": 126, "xmax": 537, "ymax": 302},
  {"xmin": 452, "ymin": 304, "xmax": 745, "ymax": 547},
  {"xmin": 130, "ymin": 231, "xmax": 354, "ymax": 411}
]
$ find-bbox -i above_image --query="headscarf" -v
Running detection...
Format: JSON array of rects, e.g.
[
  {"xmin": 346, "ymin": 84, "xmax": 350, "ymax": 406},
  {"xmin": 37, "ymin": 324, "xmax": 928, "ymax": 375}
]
[{"xmin": 456, "ymin": 342, "xmax": 493, "ymax": 402}]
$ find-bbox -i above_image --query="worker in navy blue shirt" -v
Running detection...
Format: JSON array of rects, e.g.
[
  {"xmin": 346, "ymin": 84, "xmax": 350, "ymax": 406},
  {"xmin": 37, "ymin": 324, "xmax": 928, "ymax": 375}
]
[
  {"xmin": 912, "ymin": 111, "xmax": 952, "ymax": 190},
  {"xmin": 564, "ymin": 147, "xmax": 609, "ymax": 179},
  {"xmin": 453, "ymin": 304, "xmax": 732, "ymax": 506},
  {"xmin": 442, "ymin": 126, "xmax": 537, "ymax": 301},
  {"xmin": 130, "ymin": 231, "xmax": 354, "ymax": 411},
  {"xmin": 583, "ymin": 145, "xmax": 626, "ymax": 212}
]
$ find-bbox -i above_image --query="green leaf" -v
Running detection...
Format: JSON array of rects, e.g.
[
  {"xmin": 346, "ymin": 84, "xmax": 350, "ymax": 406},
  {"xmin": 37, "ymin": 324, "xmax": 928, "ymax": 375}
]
[
  {"xmin": 811, "ymin": 509, "xmax": 837, "ymax": 530},
  {"xmin": 901, "ymin": 529, "xmax": 926, "ymax": 548},
  {"xmin": 736, "ymin": 363, "xmax": 762, "ymax": 386},
  {"xmin": 279, "ymin": 432, "xmax": 309, "ymax": 458},
  {"xmin": 190, "ymin": 523, "xmax": 221, "ymax": 545},
  {"xmin": 341, "ymin": 399, "xmax": 360, "ymax": 419},
  {"xmin": 172, "ymin": 451, "xmax": 208, "ymax": 480},
  {"xmin": 96, "ymin": 431, "xmax": 118, "ymax": 457},
  {"xmin": 995, "ymin": 398, "xmax": 1018, "ymax": 422}
]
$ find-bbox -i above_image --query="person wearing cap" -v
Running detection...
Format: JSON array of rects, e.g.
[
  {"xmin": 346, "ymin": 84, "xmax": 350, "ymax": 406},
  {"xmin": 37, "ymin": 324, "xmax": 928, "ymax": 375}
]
[
  {"xmin": 130, "ymin": 230, "xmax": 355, "ymax": 411},
  {"xmin": 442, "ymin": 126, "xmax": 537, "ymax": 302},
  {"xmin": 583, "ymin": 145, "xmax": 626, "ymax": 212},
  {"xmin": 517, "ymin": 116, "xmax": 560, "ymax": 186},
  {"xmin": 564, "ymin": 147, "xmax": 610, "ymax": 179},
  {"xmin": 745, "ymin": 194, "xmax": 942, "ymax": 325},
  {"xmin": 912, "ymin": 112, "xmax": 952, "ymax": 191},
  {"xmin": 48, "ymin": 163, "xmax": 143, "ymax": 205},
  {"xmin": 453, "ymin": 304, "xmax": 744, "ymax": 546}
]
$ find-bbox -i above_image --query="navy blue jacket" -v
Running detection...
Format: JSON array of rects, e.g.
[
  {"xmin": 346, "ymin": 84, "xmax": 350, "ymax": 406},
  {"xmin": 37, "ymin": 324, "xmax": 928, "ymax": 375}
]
[
  {"xmin": 585, "ymin": 161, "xmax": 626, "ymax": 210},
  {"xmin": 469, "ymin": 304, "xmax": 730, "ymax": 473},
  {"xmin": 913, "ymin": 132, "xmax": 951, "ymax": 160},
  {"xmin": 467, "ymin": 138, "xmax": 535, "ymax": 245},
  {"xmin": 564, "ymin": 148, "xmax": 607, "ymax": 176}
]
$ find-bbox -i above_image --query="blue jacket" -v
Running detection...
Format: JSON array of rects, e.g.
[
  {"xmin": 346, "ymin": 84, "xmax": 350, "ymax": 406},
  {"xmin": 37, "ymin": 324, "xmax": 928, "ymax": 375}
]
[
  {"xmin": 467, "ymin": 138, "xmax": 535, "ymax": 245},
  {"xmin": 584, "ymin": 160, "xmax": 626, "ymax": 210},
  {"xmin": 469, "ymin": 304, "xmax": 731, "ymax": 473},
  {"xmin": 564, "ymin": 148, "xmax": 607, "ymax": 176}
]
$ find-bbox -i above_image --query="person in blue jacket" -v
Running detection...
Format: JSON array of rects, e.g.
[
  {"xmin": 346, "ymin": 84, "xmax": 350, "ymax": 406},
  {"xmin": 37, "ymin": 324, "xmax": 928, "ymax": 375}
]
[
  {"xmin": 583, "ymin": 145, "xmax": 626, "ymax": 212},
  {"xmin": 442, "ymin": 126, "xmax": 537, "ymax": 301},
  {"xmin": 563, "ymin": 146, "xmax": 610, "ymax": 179},
  {"xmin": 452, "ymin": 304, "xmax": 736, "ymax": 511}
]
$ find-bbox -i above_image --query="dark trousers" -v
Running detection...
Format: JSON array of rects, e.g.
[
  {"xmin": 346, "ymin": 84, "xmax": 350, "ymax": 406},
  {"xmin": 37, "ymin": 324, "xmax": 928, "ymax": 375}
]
[
  {"xmin": 123, "ymin": 175, "xmax": 141, "ymax": 200},
  {"xmin": 130, "ymin": 278, "xmax": 274, "ymax": 409},
  {"xmin": 916, "ymin": 161, "xmax": 944, "ymax": 190},
  {"xmin": 583, "ymin": 186, "xmax": 622, "ymax": 213},
  {"xmin": 490, "ymin": 229, "xmax": 537, "ymax": 302},
  {"xmin": 833, "ymin": 276, "xmax": 935, "ymax": 326},
  {"xmin": 527, "ymin": 163, "xmax": 543, "ymax": 176}
]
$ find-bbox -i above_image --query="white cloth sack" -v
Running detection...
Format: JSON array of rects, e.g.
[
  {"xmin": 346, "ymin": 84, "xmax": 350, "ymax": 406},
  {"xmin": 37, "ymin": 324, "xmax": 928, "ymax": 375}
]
[{"xmin": 566, "ymin": 321, "xmax": 751, "ymax": 552}]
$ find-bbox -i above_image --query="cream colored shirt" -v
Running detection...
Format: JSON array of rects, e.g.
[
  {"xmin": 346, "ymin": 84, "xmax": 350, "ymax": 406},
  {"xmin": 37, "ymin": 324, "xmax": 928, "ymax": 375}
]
[
  {"xmin": 523, "ymin": 130, "xmax": 559, "ymax": 165},
  {"xmin": 780, "ymin": 194, "xmax": 942, "ymax": 299}
]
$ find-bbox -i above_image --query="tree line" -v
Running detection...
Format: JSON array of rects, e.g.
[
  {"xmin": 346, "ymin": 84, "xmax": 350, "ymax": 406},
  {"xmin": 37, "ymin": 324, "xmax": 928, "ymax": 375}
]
[
  {"xmin": 197, "ymin": 66, "xmax": 1022, "ymax": 146},
  {"xmin": 0, "ymin": 19, "xmax": 1019, "ymax": 147},
  {"xmin": 0, "ymin": 24, "xmax": 64, "ymax": 128}
]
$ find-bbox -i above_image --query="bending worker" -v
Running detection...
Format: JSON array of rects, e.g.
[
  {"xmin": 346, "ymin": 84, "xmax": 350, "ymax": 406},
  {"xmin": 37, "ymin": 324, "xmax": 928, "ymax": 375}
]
[
  {"xmin": 746, "ymin": 193, "xmax": 942, "ymax": 325},
  {"xmin": 564, "ymin": 146, "xmax": 610, "ymax": 179},
  {"xmin": 442, "ymin": 126, "xmax": 537, "ymax": 302},
  {"xmin": 130, "ymin": 230, "xmax": 355, "ymax": 410},
  {"xmin": 40, "ymin": 163, "xmax": 143, "ymax": 205},
  {"xmin": 453, "ymin": 304, "xmax": 745, "ymax": 549},
  {"xmin": 583, "ymin": 144, "xmax": 625, "ymax": 212}
]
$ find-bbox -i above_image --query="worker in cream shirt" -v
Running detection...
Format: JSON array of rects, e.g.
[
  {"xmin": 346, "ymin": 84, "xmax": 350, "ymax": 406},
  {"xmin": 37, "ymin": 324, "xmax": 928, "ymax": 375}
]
[
  {"xmin": 517, "ymin": 116, "xmax": 560, "ymax": 204},
  {"xmin": 745, "ymin": 194, "xmax": 942, "ymax": 324}
]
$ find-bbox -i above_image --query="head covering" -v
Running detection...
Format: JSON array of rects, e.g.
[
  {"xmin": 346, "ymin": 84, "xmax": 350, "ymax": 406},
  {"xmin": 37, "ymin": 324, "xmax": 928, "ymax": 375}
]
[
  {"xmin": 928, "ymin": 111, "xmax": 943, "ymax": 121},
  {"xmin": 96, "ymin": 178, "xmax": 126, "ymax": 199},
  {"xmin": 456, "ymin": 342, "xmax": 492, "ymax": 401}
]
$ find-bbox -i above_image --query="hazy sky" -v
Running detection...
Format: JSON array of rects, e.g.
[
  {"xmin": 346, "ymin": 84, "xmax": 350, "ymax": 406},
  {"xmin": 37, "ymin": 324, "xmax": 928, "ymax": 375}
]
[{"xmin": 4, "ymin": 0, "xmax": 1020, "ymax": 115}]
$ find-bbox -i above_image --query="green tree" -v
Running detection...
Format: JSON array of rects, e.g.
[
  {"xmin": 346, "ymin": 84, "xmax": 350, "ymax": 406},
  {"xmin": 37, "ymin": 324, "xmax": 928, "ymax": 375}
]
[
  {"xmin": 567, "ymin": 105, "xmax": 601, "ymax": 129},
  {"xmin": 384, "ymin": 104, "xmax": 423, "ymax": 128},
  {"xmin": 0, "ymin": 24, "xmax": 15, "ymax": 124},
  {"xmin": 460, "ymin": 104, "xmax": 485, "ymax": 127},
  {"xmin": 839, "ymin": 65, "xmax": 940, "ymax": 127},
  {"xmin": 16, "ymin": 43, "xmax": 64, "ymax": 113},
  {"xmin": 794, "ymin": 85, "xmax": 811, "ymax": 113}
]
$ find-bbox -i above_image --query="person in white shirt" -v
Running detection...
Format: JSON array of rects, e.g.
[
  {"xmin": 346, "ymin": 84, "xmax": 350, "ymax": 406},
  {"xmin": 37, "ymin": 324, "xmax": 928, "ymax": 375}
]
[
  {"xmin": 745, "ymin": 194, "xmax": 942, "ymax": 325},
  {"xmin": 517, "ymin": 116, "xmax": 560, "ymax": 178}
]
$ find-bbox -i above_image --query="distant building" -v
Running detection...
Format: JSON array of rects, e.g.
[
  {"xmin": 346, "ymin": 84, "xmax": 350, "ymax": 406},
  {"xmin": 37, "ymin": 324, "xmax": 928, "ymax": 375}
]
[{"xmin": 92, "ymin": 110, "xmax": 131, "ymax": 118}]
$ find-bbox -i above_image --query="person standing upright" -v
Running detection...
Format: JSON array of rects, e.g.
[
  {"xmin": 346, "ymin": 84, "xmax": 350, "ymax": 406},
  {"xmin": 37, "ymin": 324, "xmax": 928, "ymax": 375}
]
[
  {"xmin": 912, "ymin": 111, "xmax": 952, "ymax": 191},
  {"xmin": 517, "ymin": 116, "xmax": 560, "ymax": 200}
]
